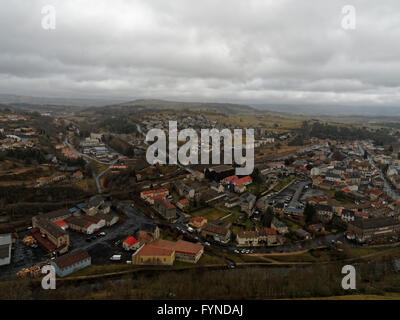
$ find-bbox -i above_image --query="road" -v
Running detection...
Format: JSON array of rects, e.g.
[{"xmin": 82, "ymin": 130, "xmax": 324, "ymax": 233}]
[
  {"xmin": 64, "ymin": 138, "xmax": 122, "ymax": 193},
  {"xmin": 358, "ymin": 142, "xmax": 400, "ymax": 201}
]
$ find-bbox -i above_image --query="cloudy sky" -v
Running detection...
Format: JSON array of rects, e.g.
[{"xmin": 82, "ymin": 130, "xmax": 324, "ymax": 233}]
[{"xmin": 1, "ymin": 0, "xmax": 400, "ymax": 108}]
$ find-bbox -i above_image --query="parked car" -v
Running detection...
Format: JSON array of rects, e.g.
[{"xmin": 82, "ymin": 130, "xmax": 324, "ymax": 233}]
[{"xmin": 110, "ymin": 255, "xmax": 122, "ymax": 261}]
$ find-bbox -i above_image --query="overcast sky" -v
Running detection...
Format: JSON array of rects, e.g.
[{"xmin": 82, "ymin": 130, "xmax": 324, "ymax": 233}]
[{"xmin": 1, "ymin": 0, "xmax": 400, "ymax": 108}]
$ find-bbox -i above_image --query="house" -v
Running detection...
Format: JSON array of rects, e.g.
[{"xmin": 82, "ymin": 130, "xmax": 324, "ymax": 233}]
[
  {"xmin": 51, "ymin": 250, "xmax": 91, "ymax": 277},
  {"xmin": 123, "ymin": 236, "xmax": 141, "ymax": 250},
  {"xmin": 294, "ymin": 229, "xmax": 311, "ymax": 240},
  {"xmin": 140, "ymin": 188, "xmax": 169, "ymax": 202},
  {"xmin": 347, "ymin": 218, "xmax": 400, "ymax": 243},
  {"xmin": 154, "ymin": 198, "xmax": 177, "ymax": 221},
  {"xmin": 225, "ymin": 195, "xmax": 240, "ymax": 208},
  {"xmin": 205, "ymin": 165, "xmax": 235, "ymax": 181},
  {"xmin": 372, "ymin": 176, "xmax": 384, "ymax": 188},
  {"xmin": 347, "ymin": 172, "xmax": 361, "ymax": 185},
  {"xmin": 259, "ymin": 228, "xmax": 278, "ymax": 246},
  {"xmin": 152, "ymin": 239, "xmax": 204, "ymax": 263},
  {"xmin": 96, "ymin": 213, "xmax": 119, "ymax": 226},
  {"xmin": 368, "ymin": 189, "xmax": 384, "ymax": 201},
  {"xmin": 54, "ymin": 220, "xmax": 69, "ymax": 230},
  {"xmin": 234, "ymin": 183, "xmax": 247, "ymax": 193},
  {"xmin": 341, "ymin": 209, "xmax": 355, "ymax": 222},
  {"xmin": 284, "ymin": 206, "xmax": 304, "ymax": 217},
  {"xmin": 210, "ymin": 181, "xmax": 224, "ymax": 193},
  {"xmin": 315, "ymin": 204, "xmax": 333, "ymax": 220},
  {"xmin": 136, "ymin": 225, "xmax": 160, "ymax": 243},
  {"xmin": 271, "ymin": 217, "xmax": 289, "ymax": 235},
  {"xmin": 176, "ymin": 198, "xmax": 190, "ymax": 211},
  {"xmin": 72, "ymin": 170, "xmax": 83, "ymax": 180},
  {"xmin": 189, "ymin": 216, "xmax": 208, "ymax": 230},
  {"xmin": 232, "ymin": 176, "xmax": 252, "ymax": 187},
  {"xmin": 325, "ymin": 172, "xmax": 341, "ymax": 182},
  {"xmin": 65, "ymin": 216, "xmax": 97, "ymax": 234},
  {"xmin": 222, "ymin": 175, "xmax": 238, "ymax": 185},
  {"xmin": 236, "ymin": 230, "xmax": 259, "ymax": 246},
  {"xmin": 82, "ymin": 195, "xmax": 104, "ymax": 216},
  {"xmin": 174, "ymin": 181, "xmax": 196, "ymax": 199},
  {"xmin": 32, "ymin": 218, "xmax": 70, "ymax": 254},
  {"xmin": 132, "ymin": 243, "xmax": 175, "ymax": 265},
  {"xmin": 82, "ymin": 215, "xmax": 105, "ymax": 231},
  {"xmin": 33, "ymin": 208, "xmax": 72, "ymax": 224},
  {"xmin": 236, "ymin": 228, "xmax": 278, "ymax": 246},
  {"xmin": 191, "ymin": 170, "xmax": 204, "ymax": 181},
  {"xmin": 308, "ymin": 223, "xmax": 325, "ymax": 233},
  {"xmin": 0, "ymin": 234, "xmax": 12, "ymax": 266},
  {"xmin": 201, "ymin": 222, "xmax": 231, "ymax": 244},
  {"xmin": 240, "ymin": 193, "xmax": 257, "ymax": 216}
]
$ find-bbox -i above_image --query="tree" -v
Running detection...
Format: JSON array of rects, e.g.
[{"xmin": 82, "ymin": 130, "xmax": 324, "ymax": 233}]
[
  {"xmin": 261, "ymin": 207, "xmax": 274, "ymax": 227},
  {"xmin": 304, "ymin": 203, "xmax": 318, "ymax": 224},
  {"xmin": 251, "ymin": 168, "xmax": 262, "ymax": 184}
]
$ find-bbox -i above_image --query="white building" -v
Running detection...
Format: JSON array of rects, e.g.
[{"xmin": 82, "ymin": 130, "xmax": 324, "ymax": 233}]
[{"xmin": 0, "ymin": 234, "xmax": 12, "ymax": 266}]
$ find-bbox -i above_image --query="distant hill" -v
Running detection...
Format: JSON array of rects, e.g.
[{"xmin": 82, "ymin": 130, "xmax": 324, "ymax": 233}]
[
  {"xmin": 0, "ymin": 93, "xmax": 124, "ymax": 107},
  {"xmin": 252, "ymin": 103, "xmax": 400, "ymax": 117},
  {"xmin": 102, "ymin": 99, "xmax": 257, "ymax": 114}
]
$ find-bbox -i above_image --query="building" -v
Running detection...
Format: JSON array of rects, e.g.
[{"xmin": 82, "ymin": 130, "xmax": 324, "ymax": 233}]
[
  {"xmin": 189, "ymin": 216, "xmax": 208, "ymax": 230},
  {"xmin": 271, "ymin": 217, "xmax": 289, "ymax": 235},
  {"xmin": 96, "ymin": 213, "xmax": 119, "ymax": 226},
  {"xmin": 82, "ymin": 195, "xmax": 104, "ymax": 216},
  {"xmin": 176, "ymin": 198, "xmax": 190, "ymax": 211},
  {"xmin": 140, "ymin": 188, "xmax": 169, "ymax": 202},
  {"xmin": 33, "ymin": 208, "xmax": 72, "ymax": 224},
  {"xmin": 347, "ymin": 218, "xmax": 400, "ymax": 243},
  {"xmin": 0, "ymin": 233, "xmax": 12, "ymax": 266},
  {"xmin": 51, "ymin": 250, "xmax": 91, "ymax": 277},
  {"xmin": 136, "ymin": 225, "xmax": 160, "ymax": 244},
  {"xmin": 201, "ymin": 222, "xmax": 231, "ymax": 244},
  {"xmin": 65, "ymin": 216, "xmax": 97, "ymax": 234},
  {"xmin": 32, "ymin": 218, "xmax": 70, "ymax": 254},
  {"xmin": 154, "ymin": 197, "xmax": 177, "ymax": 221},
  {"xmin": 236, "ymin": 228, "xmax": 278, "ymax": 246},
  {"xmin": 123, "ymin": 236, "xmax": 141, "ymax": 250},
  {"xmin": 82, "ymin": 215, "xmax": 105, "ymax": 231},
  {"xmin": 239, "ymin": 193, "xmax": 257, "ymax": 216},
  {"xmin": 132, "ymin": 243, "xmax": 175, "ymax": 265},
  {"xmin": 210, "ymin": 181, "xmax": 225, "ymax": 193},
  {"xmin": 294, "ymin": 229, "xmax": 311, "ymax": 240},
  {"xmin": 315, "ymin": 204, "xmax": 333, "ymax": 221},
  {"xmin": 152, "ymin": 239, "xmax": 204, "ymax": 263}
]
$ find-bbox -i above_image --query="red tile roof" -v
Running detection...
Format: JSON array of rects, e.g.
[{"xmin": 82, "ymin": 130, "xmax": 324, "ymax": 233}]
[
  {"xmin": 232, "ymin": 176, "xmax": 252, "ymax": 185},
  {"xmin": 152, "ymin": 239, "xmax": 203, "ymax": 256},
  {"xmin": 54, "ymin": 220, "xmax": 68, "ymax": 228},
  {"xmin": 225, "ymin": 175, "xmax": 238, "ymax": 182},
  {"xmin": 123, "ymin": 236, "xmax": 139, "ymax": 246},
  {"xmin": 136, "ymin": 244, "xmax": 174, "ymax": 257}
]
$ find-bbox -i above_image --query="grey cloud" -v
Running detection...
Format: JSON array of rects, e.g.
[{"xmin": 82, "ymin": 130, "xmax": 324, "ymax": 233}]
[{"xmin": 0, "ymin": 0, "xmax": 400, "ymax": 108}]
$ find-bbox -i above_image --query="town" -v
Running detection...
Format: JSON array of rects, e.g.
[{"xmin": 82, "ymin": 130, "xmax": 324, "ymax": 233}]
[{"xmin": 2, "ymin": 103, "xmax": 400, "ymax": 289}]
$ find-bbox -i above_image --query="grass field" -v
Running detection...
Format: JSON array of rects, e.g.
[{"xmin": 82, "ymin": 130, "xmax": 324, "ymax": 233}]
[{"xmin": 191, "ymin": 207, "xmax": 228, "ymax": 221}]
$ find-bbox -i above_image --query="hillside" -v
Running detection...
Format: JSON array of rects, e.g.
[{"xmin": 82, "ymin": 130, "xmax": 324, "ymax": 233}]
[{"xmin": 99, "ymin": 99, "xmax": 258, "ymax": 114}]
